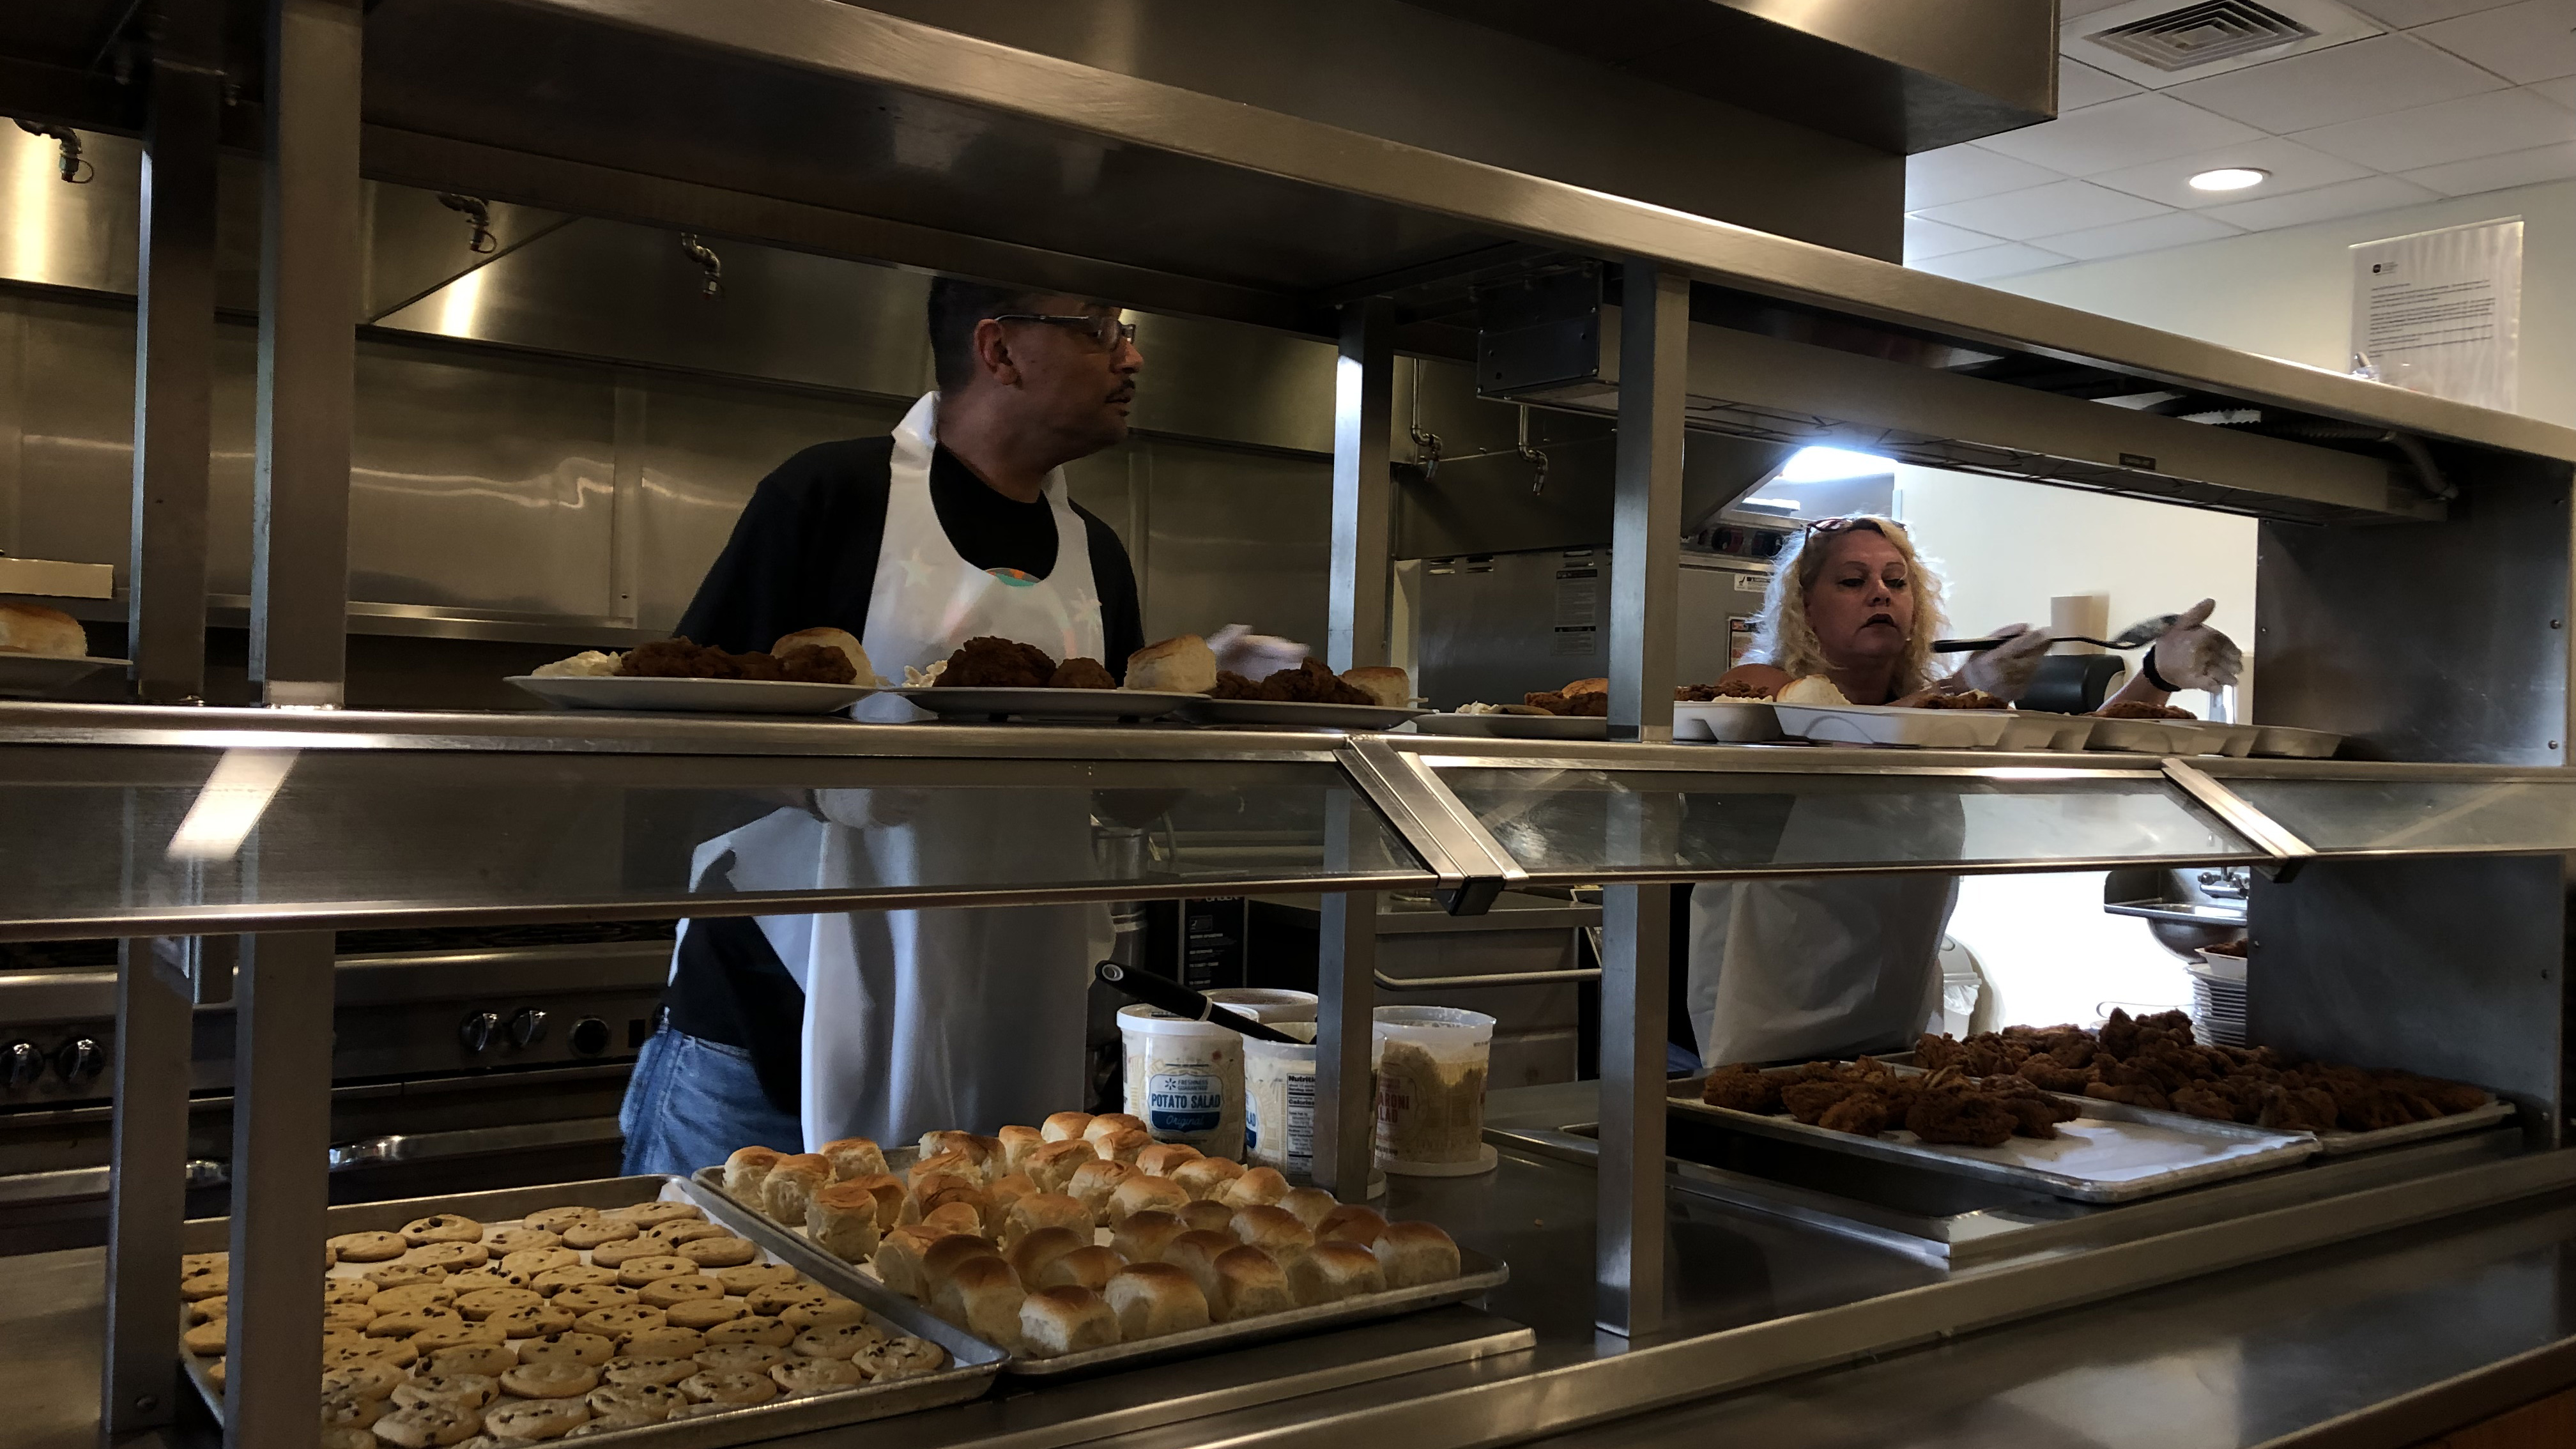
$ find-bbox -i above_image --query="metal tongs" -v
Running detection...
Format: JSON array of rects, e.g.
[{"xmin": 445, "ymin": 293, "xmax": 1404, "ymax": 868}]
[
  {"xmin": 1091, "ymin": 962, "xmax": 1303, "ymax": 1043},
  {"xmin": 1933, "ymin": 613, "xmax": 2177, "ymax": 654}
]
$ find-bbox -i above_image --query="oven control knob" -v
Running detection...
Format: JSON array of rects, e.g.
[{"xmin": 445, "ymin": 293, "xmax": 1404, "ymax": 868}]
[
  {"xmin": 508, "ymin": 1009, "xmax": 549, "ymax": 1050},
  {"xmin": 54, "ymin": 1038, "xmax": 104, "ymax": 1087},
  {"xmin": 2, "ymin": 1041, "xmax": 42, "ymax": 1090},
  {"xmin": 459, "ymin": 1011, "xmax": 502, "ymax": 1055},
  {"xmin": 568, "ymin": 1017, "xmax": 611, "ymax": 1057}
]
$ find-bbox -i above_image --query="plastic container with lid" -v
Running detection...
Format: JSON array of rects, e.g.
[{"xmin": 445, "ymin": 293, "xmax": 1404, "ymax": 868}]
[
  {"xmin": 1117, "ymin": 1006, "xmax": 1245, "ymax": 1158},
  {"xmin": 1203, "ymin": 988, "xmax": 1317, "ymax": 1024},
  {"xmin": 1372, "ymin": 1005, "xmax": 1498, "ymax": 1177},
  {"xmin": 1243, "ymin": 1021, "xmax": 1317, "ymax": 1176}
]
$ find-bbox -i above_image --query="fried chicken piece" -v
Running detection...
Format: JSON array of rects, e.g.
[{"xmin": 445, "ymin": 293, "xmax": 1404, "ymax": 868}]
[
  {"xmin": 2141, "ymin": 1009, "xmax": 2195, "ymax": 1035},
  {"xmin": 2168, "ymin": 1082, "xmax": 2242, "ymax": 1123},
  {"xmin": 1209, "ymin": 670, "xmax": 1264, "ymax": 700},
  {"xmin": 1915, "ymin": 1034, "xmax": 1965, "ymax": 1072},
  {"xmin": 939, "ymin": 635, "xmax": 1056, "ymax": 687},
  {"xmin": 775, "ymin": 643, "xmax": 858, "ymax": 684},
  {"xmin": 1890, "ymin": 689, "xmax": 2008, "ymax": 710},
  {"xmin": 1565, "ymin": 690, "xmax": 1609, "ymax": 717},
  {"xmin": 1048, "ymin": 657, "xmax": 1117, "ymax": 689},
  {"xmin": 1255, "ymin": 658, "xmax": 1374, "ymax": 705},
  {"xmin": 1905, "ymin": 1091, "xmax": 2018, "ymax": 1148},
  {"xmin": 2097, "ymin": 1008, "xmax": 2142, "ymax": 1060},
  {"xmin": 1818, "ymin": 1091, "xmax": 1899, "ymax": 1138},
  {"xmin": 2380, "ymin": 1072, "xmax": 2490, "ymax": 1116},
  {"xmin": 2083, "ymin": 1078, "xmax": 2172, "ymax": 1112},
  {"xmin": 2015, "ymin": 1052, "xmax": 2092, "ymax": 1094},
  {"xmin": 2258, "ymin": 1084, "xmax": 2338, "ymax": 1133},
  {"xmin": 619, "ymin": 637, "xmax": 730, "ymax": 678},
  {"xmin": 1699, "ymin": 1064, "xmax": 1784, "ymax": 1116},
  {"xmin": 1780, "ymin": 1080, "xmax": 1862, "ymax": 1126},
  {"xmin": 2090, "ymin": 700, "xmax": 2196, "ymax": 720}
]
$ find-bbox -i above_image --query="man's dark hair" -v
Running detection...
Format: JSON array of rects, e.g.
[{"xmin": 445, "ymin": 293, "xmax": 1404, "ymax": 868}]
[{"xmin": 927, "ymin": 276, "xmax": 1054, "ymax": 394}]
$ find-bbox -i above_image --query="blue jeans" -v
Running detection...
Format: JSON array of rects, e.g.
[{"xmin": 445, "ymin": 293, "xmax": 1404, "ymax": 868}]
[{"xmin": 620, "ymin": 1029, "xmax": 805, "ymax": 1177}]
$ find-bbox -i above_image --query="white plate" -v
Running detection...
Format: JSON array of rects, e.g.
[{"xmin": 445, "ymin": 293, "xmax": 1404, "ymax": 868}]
[
  {"xmin": 0, "ymin": 653, "xmax": 126, "ymax": 696},
  {"xmin": 2252, "ymin": 724, "xmax": 2344, "ymax": 759},
  {"xmin": 1413, "ymin": 712, "xmax": 1609, "ymax": 740},
  {"xmin": 1173, "ymin": 698, "xmax": 1427, "ymax": 730},
  {"xmin": 879, "ymin": 686, "xmax": 1199, "ymax": 721},
  {"xmin": 1994, "ymin": 712, "xmax": 2096, "ymax": 752},
  {"xmin": 1772, "ymin": 703, "xmax": 2012, "ymax": 749},
  {"xmin": 507, "ymin": 675, "xmax": 875, "ymax": 713},
  {"xmin": 2182, "ymin": 721, "xmax": 2261, "ymax": 757},
  {"xmin": 2085, "ymin": 717, "xmax": 2216, "ymax": 755},
  {"xmin": 1674, "ymin": 700, "xmax": 1781, "ymax": 743}
]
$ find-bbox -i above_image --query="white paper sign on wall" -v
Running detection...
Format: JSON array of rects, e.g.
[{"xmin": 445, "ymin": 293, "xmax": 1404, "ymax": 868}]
[{"xmin": 2349, "ymin": 217, "xmax": 2522, "ymax": 413}]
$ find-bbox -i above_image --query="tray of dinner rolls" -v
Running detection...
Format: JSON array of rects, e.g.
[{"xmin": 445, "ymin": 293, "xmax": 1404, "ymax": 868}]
[
  {"xmin": 692, "ymin": 1110, "xmax": 1507, "ymax": 1378},
  {"xmin": 174, "ymin": 1174, "xmax": 1002, "ymax": 1448}
]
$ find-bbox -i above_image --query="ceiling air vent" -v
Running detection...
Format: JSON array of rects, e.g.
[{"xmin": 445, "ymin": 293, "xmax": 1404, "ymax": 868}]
[{"xmin": 2089, "ymin": 1, "xmax": 2314, "ymax": 72}]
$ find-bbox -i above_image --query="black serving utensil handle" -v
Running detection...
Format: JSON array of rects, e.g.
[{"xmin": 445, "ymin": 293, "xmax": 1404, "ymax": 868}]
[
  {"xmin": 1935, "ymin": 634, "xmax": 2120, "ymax": 654},
  {"xmin": 1091, "ymin": 962, "xmax": 1302, "ymax": 1044}
]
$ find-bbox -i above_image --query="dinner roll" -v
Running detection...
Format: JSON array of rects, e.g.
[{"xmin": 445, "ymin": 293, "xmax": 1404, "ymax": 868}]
[
  {"xmin": 1372, "ymin": 1221, "xmax": 1461, "ymax": 1288},
  {"xmin": 918, "ymin": 1131, "xmax": 995, "ymax": 1177},
  {"xmin": 843, "ymin": 1172, "xmax": 907, "ymax": 1232},
  {"xmin": 1020, "ymin": 1285, "xmax": 1121, "ymax": 1359},
  {"xmin": 1092, "ymin": 1127, "xmax": 1153, "ymax": 1164},
  {"xmin": 1112, "ymin": 1211, "xmax": 1186, "ymax": 1264},
  {"xmin": 1002, "ymin": 1192, "xmax": 1092, "ymax": 1250},
  {"xmin": 772, "ymin": 627, "xmax": 871, "ymax": 683},
  {"xmin": 1316, "ymin": 1205, "xmax": 1389, "ymax": 1248},
  {"xmin": 1134, "ymin": 1142, "xmax": 1202, "ymax": 1178},
  {"xmin": 1007, "ymin": 1225, "xmax": 1089, "ymax": 1287},
  {"xmin": 1040, "ymin": 1112, "xmax": 1094, "ymax": 1144},
  {"xmin": 931, "ymin": 1255, "xmax": 1024, "ymax": 1352},
  {"xmin": 921, "ymin": 1234, "xmax": 1005, "ymax": 1298},
  {"xmin": 1126, "ymin": 634, "xmax": 1217, "ymax": 694},
  {"xmin": 1278, "ymin": 1188, "xmax": 1339, "ymax": 1232},
  {"xmin": 1218, "ymin": 1167, "xmax": 1291, "ymax": 1210},
  {"xmin": 920, "ymin": 1201, "xmax": 985, "ymax": 1238},
  {"xmin": 1341, "ymin": 665, "xmax": 1410, "ymax": 709},
  {"xmin": 1082, "ymin": 1114, "xmax": 1147, "ymax": 1147},
  {"xmin": 908, "ymin": 1149, "xmax": 977, "ymax": 1188},
  {"xmin": 1108, "ymin": 1176, "xmax": 1190, "ymax": 1227},
  {"xmin": 1288, "ymin": 1241, "xmax": 1386, "ymax": 1306},
  {"xmin": 1170, "ymin": 1157, "xmax": 1245, "ymax": 1201},
  {"xmin": 1229, "ymin": 1205, "xmax": 1314, "ymax": 1265},
  {"xmin": 818, "ymin": 1137, "xmax": 886, "ymax": 1181},
  {"xmin": 1105, "ymin": 1262, "xmax": 1210, "ymax": 1340},
  {"xmin": 0, "ymin": 602, "xmax": 86, "ymax": 658},
  {"xmin": 872, "ymin": 1225, "xmax": 961, "ymax": 1301},
  {"xmin": 907, "ymin": 1174, "xmax": 990, "ymax": 1231},
  {"xmin": 1066, "ymin": 1160, "xmax": 1136, "ymax": 1219},
  {"xmin": 1209, "ymin": 1246, "xmax": 1296, "ymax": 1322},
  {"xmin": 761, "ymin": 1156, "xmax": 830, "ymax": 1223},
  {"xmin": 997, "ymin": 1125, "xmax": 1046, "ymax": 1174},
  {"xmin": 1026, "ymin": 1140, "xmax": 1098, "ymax": 1196},
  {"xmin": 805, "ymin": 1182, "xmax": 882, "ymax": 1262},
  {"xmin": 986, "ymin": 1172, "xmax": 1039, "ymax": 1220},
  {"xmin": 1036, "ymin": 1246, "xmax": 1124, "ymax": 1294},
  {"xmin": 722, "ymin": 1147, "xmax": 782, "ymax": 1203},
  {"xmin": 1163, "ymin": 1230, "xmax": 1240, "ymax": 1305},
  {"xmin": 1177, "ymin": 1200, "xmax": 1237, "ymax": 1234}
]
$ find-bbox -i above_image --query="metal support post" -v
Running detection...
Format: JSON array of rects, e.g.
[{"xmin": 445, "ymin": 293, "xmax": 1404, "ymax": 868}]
[
  {"xmin": 1608, "ymin": 260, "xmax": 1688, "ymax": 743},
  {"xmin": 1328, "ymin": 298, "xmax": 1395, "ymax": 671},
  {"xmin": 1596, "ymin": 883, "xmax": 1670, "ymax": 1337},
  {"xmin": 250, "ymin": 0, "xmax": 362, "ymax": 707},
  {"xmin": 1314, "ymin": 891, "xmax": 1378, "ymax": 1196},
  {"xmin": 224, "ymin": 930, "xmax": 334, "ymax": 1449},
  {"xmin": 100, "ymin": 939, "xmax": 197, "ymax": 1441},
  {"xmin": 128, "ymin": 0, "xmax": 224, "ymax": 705}
]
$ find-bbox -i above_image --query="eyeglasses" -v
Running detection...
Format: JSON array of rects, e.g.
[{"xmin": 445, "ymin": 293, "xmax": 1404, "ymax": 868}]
[
  {"xmin": 992, "ymin": 313, "xmax": 1138, "ymax": 350},
  {"xmin": 1804, "ymin": 516, "xmax": 1900, "ymax": 537}
]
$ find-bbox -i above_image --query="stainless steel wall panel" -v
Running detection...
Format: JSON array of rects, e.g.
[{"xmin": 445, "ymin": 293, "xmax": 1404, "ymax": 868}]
[
  {"xmin": 629, "ymin": 379, "xmax": 907, "ymax": 631},
  {"xmin": 356, "ymin": 183, "xmax": 572, "ymax": 323},
  {"xmin": 346, "ymin": 344, "xmax": 618, "ymax": 617},
  {"xmin": 0, "ymin": 125, "xmax": 140, "ymax": 296},
  {"xmin": 1126, "ymin": 310, "xmax": 1331, "ymax": 456},
  {"xmin": 374, "ymin": 218, "xmax": 937, "ymax": 399},
  {"xmin": 17, "ymin": 295, "xmax": 136, "ymax": 578},
  {"xmin": 1143, "ymin": 439, "xmax": 1330, "ymax": 650}
]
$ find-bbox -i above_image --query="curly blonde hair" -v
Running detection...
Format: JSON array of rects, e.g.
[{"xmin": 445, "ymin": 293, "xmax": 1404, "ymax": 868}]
[{"xmin": 1748, "ymin": 516, "xmax": 1949, "ymax": 698}]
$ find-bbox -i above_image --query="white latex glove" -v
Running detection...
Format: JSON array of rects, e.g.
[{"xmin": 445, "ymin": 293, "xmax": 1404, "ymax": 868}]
[
  {"xmin": 1959, "ymin": 624, "xmax": 2053, "ymax": 702},
  {"xmin": 2150, "ymin": 599, "xmax": 2243, "ymax": 691},
  {"xmin": 1208, "ymin": 624, "xmax": 1308, "ymax": 679}
]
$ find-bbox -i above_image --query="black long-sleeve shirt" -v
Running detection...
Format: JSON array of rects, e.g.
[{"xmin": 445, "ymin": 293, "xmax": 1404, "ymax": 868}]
[{"xmin": 662, "ymin": 437, "xmax": 1144, "ymax": 1108}]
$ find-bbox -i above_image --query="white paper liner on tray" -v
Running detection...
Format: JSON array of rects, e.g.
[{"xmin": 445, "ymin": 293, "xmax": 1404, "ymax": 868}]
[
  {"xmin": 688, "ymin": 1166, "xmax": 1508, "ymax": 1377},
  {"xmin": 1772, "ymin": 703, "xmax": 2014, "ymax": 749},
  {"xmin": 176, "ymin": 1174, "xmax": 1001, "ymax": 1449}
]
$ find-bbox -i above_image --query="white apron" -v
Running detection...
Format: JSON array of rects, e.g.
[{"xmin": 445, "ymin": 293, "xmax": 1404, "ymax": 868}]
[
  {"xmin": 1683, "ymin": 792, "xmax": 1959, "ymax": 1066},
  {"xmin": 675, "ymin": 392, "xmax": 1114, "ymax": 1147}
]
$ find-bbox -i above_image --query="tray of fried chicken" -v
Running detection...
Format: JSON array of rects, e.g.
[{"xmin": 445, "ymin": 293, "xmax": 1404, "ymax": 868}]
[
  {"xmin": 1678, "ymin": 1048, "xmax": 2323, "ymax": 1203},
  {"xmin": 1910, "ymin": 1011, "xmax": 2513, "ymax": 1156}
]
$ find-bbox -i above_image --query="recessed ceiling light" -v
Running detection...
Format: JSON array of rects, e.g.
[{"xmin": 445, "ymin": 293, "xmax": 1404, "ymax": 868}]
[{"xmin": 2189, "ymin": 167, "xmax": 2269, "ymax": 192}]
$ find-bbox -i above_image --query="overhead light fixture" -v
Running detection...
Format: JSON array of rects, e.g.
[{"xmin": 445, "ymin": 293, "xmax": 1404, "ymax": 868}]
[
  {"xmin": 2189, "ymin": 167, "xmax": 2269, "ymax": 192},
  {"xmin": 1776, "ymin": 446, "xmax": 1894, "ymax": 483}
]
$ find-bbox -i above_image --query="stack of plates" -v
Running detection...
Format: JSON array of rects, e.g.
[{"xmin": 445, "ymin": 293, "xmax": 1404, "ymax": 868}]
[{"xmin": 2188, "ymin": 949, "xmax": 2249, "ymax": 1047}]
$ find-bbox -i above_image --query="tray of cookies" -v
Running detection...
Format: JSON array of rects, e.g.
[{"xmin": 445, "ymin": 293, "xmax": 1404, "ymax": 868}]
[
  {"xmin": 687, "ymin": 1112, "xmax": 1508, "ymax": 1379},
  {"xmin": 175, "ymin": 1173, "xmax": 1002, "ymax": 1447}
]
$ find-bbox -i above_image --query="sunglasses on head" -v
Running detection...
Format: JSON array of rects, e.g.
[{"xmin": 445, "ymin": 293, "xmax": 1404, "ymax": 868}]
[
  {"xmin": 1805, "ymin": 516, "xmax": 1890, "ymax": 537},
  {"xmin": 991, "ymin": 312, "xmax": 1138, "ymax": 350}
]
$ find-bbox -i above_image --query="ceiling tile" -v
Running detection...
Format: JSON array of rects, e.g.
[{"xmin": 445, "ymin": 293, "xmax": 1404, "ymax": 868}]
[
  {"xmin": 2200, "ymin": 173, "xmax": 2442, "ymax": 227},
  {"xmin": 2402, "ymin": 138, "xmax": 2576, "ymax": 192},
  {"xmin": 2059, "ymin": 0, "xmax": 2133, "ymax": 16},
  {"xmin": 1905, "ymin": 144, "xmax": 2068, "ymax": 210},
  {"xmin": 2057, "ymin": 59, "xmax": 2143, "ymax": 111},
  {"xmin": 2089, "ymin": 136, "xmax": 2373, "ymax": 209},
  {"xmin": 1975, "ymin": 93, "xmax": 2266, "ymax": 175},
  {"xmin": 2416, "ymin": 0, "xmax": 2576, "ymax": 82},
  {"xmin": 2294, "ymin": 88, "xmax": 2576, "ymax": 169},
  {"xmin": 2343, "ymin": 0, "xmax": 2520, "ymax": 24},
  {"xmin": 1909, "ymin": 243, "xmax": 2073, "ymax": 282},
  {"xmin": 1903, "ymin": 216, "xmax": 2001, "ymax": 262},
  {"xmin": 2529, "ymin": 73, "xmax": 2576, "ymax": 107},
  {"xmin": 1916, "ymin": 180, "xmax": 2177, "ymax": 240},
  {"xmin": 2031, "ymin": 210, "xmax": 2246, "ymax": 261},
  {"xmin": 2163, "ymin": 34, "xmax": 2504, "ymax": 132}
]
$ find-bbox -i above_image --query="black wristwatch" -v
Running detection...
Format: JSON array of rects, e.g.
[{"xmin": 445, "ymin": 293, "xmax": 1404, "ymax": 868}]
[{"xmin": 2140, "ymin": 647, "xmax": 2179, "ymax": 694}]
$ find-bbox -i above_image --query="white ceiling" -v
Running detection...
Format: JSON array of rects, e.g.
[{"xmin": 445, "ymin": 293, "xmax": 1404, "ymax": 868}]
[{"xmin": 1908, "ymin": 0, "xmax": 2576, "ymax": 281}]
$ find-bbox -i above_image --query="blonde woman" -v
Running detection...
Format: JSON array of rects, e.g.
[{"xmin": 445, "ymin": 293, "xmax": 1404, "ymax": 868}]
[{"xmin": 1681, "ymin": 514, "xmax": 2243, "ymax": 1066}]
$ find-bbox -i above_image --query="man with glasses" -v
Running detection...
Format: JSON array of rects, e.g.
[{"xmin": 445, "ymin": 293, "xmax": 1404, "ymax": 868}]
[{"xmin": 620, "ymin": 279, "xmax": 1149, "ymax": 1172}]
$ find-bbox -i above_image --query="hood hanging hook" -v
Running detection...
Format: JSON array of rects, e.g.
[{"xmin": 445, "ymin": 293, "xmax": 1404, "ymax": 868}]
[
  {"xmin": 436, "ymin": 194, "xmax": 497, "ymax": 254},
  {"xmin": 1517, "ymin": 404, "xmax": 1548, "ymax": 496},
  {"xmin": 679, "ymin": 234, "xmax": 723, "ymax": 298},
  {"xmin": 13, "ymin": 120, "xmax": 92, "ymax": 183}
]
